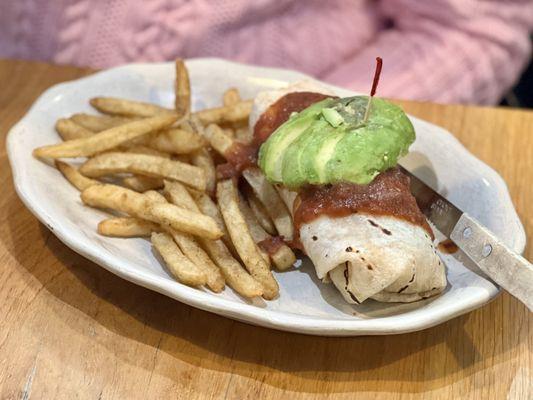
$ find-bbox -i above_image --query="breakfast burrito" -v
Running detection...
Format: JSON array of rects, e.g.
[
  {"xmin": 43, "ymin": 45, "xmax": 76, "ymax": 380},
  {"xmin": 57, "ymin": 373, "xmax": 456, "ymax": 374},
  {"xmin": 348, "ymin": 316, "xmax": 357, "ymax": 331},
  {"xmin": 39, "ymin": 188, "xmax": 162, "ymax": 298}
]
[{"xmin": 222, "ymin": 80, "xmax": 447, "ymax": 304}]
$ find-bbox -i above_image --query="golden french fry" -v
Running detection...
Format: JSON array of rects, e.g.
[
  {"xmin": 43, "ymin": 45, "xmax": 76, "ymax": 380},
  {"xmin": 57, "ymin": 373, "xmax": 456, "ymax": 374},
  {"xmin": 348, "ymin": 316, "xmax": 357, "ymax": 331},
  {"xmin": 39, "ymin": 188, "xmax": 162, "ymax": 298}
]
[
  {"xmin": 90, "ymin": 97, "xmax": 175, "ymax": 117},
  {"xmin": 81, "ymin": 184, "xmax": 222, "ymax": 239},
  {"xmin": 123, "ymin": 145, "xmax": 171, "ymax": 158},
  {"xmin": 223, "ymin": 128, "xmax": 235, "ymax": 138},
  {"xmin": 191, "ymin": 148, "xmax": 216, "ymax": 195},
  {"xmin": 162, "ymin": 179, "xmax": 260, "ymax": 295},
  {"xmin": 242, "ymin": 167, "xmax": 294, "ymax": 241},
  {"xmin": 79, "ymin": 152, "xmax": 206, "ymax": 191},
  {"xmin": 199, "ymin": 237, "xmax": 263, "ymax": 298},
  {"xmin": 143, "ymin": 189, "xmax": 167, "ymax": 203},
  {"xmin": 222, "ymin": 88, "xmax": 241, "ymax": 107},
  {"xmin": 268, "ymin": 244, "xmax": 297, "ymax": 271},
  {"xmin": 244, "ymin": 186, "xmax": 276, "ymax": 235},
  {"xmin": 217, "ymin": 179, "xmax": 279, "ymax": 299},
  {"xmin": 146, "ymin": 127, "xmax": 204, "ymax": 154},
  {"xmin": 163, "ymin": 180, "xmax": 261, "ymax": 297},
  {"xmin": 55, "ymin": 160, "xmax": 99, "ymax": 191},
  {"xmin": 238, "ymin": 193, "xmax": 296, "ymax": 270},
  {"xmin": 204, "ymin": 124, "xmax": 234, "ymax": 155},
  {"xmin": 122, "ymin": 175, "xmax": 164, "ymax": 192},
  {"xmin": 191, "ymin": 191, "xmax": 236, "ymax": 255},
  {"xmin": 145, "ymin": 187, "xmax": 225, "ymax": 291},
  {"xmin": 97, "ymin": 217, "xmax": 159, "ymax": 237},
  {"xmin": 194, "ymin": 100, "xmax": 253, "ymax": 126},
  {"xmin": 55, "ymin": 118, "xmax": 93, "ymax": 140},
  {"xmin": 163, "ymin": 180, "xmax": 198, "ymax": 210},
  {"xmin": 70, "ymin": 113, "xmax": 134, "ymax": 132},
  {"xmin": 174, "ymin": 59, "xmax": 191, "ymax": 116},
  {"xmin": 237, "ymin": 194, "xmax": 270, "ymax": 266},
  {"xmin": 151, "ymin": 232, "xmax": 207, "ymax": 287},
  {"xmin": 168, "ymin": 229, "xmax": 225, "ymax": 293},
  {"xmin": 235, "ymin": 126, "xmax": 252, "ymax": 144},
  {"xmin": 34, "ymin": 113, "xmax": 179, "ymax": 159}
]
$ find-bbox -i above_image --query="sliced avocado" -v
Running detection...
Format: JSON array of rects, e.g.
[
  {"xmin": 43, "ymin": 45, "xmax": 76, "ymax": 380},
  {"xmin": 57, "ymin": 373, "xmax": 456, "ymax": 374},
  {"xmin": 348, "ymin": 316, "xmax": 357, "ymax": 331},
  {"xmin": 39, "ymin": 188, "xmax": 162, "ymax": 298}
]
[
  {"xmin": 321, "ymin": 108, "xmax": 344, "ymax": 127},
  {"xmin": 258, "ymin": 98, "xmax": 335, "ymax": 183},
  {"xmin": 259, "ymin": 95, "xmax": 415, "ymax": 187}
]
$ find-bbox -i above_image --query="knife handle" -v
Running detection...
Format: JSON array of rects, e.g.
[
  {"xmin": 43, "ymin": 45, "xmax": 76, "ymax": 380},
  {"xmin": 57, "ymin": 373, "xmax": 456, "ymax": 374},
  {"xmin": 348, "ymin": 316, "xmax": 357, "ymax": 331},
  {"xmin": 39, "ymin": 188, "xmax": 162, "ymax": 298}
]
[{"xmin": 450, "ymin": 213, "xmax": 533, "ymax": 312}]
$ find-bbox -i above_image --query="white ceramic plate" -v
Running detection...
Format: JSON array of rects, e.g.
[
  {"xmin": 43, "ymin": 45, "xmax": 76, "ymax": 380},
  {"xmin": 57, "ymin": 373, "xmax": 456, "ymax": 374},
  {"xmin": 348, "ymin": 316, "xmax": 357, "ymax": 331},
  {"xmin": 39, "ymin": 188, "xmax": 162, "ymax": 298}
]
[{"xmin": 7, "ymin": 59, "xmax": 526, "ymax": 336}]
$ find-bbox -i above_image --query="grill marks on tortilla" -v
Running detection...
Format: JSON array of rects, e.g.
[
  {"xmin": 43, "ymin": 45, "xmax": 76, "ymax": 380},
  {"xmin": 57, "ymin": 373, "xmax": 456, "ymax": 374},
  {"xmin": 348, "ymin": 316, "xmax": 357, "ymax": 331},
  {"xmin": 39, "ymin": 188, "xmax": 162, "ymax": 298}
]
[
  {"xmin": 343, "ymin": 263, "xmax": 360, "ymax": 304},
  {"xmin": 398, "ymin": 285, "xmax": 409, "ymax": 293},
  {"xmin": 397, "ymin": 273, "xmax": 416, "ymax": 293},
  {"xmin": 367, "ymin": 219, "xmax": 392, "ymax": 236}
]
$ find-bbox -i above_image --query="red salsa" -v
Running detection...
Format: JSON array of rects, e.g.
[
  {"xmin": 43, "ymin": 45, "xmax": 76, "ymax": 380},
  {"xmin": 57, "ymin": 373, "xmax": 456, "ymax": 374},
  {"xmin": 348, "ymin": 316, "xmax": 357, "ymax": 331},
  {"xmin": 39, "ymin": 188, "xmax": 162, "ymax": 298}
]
[
  {"xmin": 258, "ymin": 236, "xmax": 286, "ymax": 256},
  {"xmin": 293, "ymin": 168, "xmax": 434, "ymax": 239},
  {"xmin": 219, "ymin": 92, "xmax": 334, "ymax": 178}
]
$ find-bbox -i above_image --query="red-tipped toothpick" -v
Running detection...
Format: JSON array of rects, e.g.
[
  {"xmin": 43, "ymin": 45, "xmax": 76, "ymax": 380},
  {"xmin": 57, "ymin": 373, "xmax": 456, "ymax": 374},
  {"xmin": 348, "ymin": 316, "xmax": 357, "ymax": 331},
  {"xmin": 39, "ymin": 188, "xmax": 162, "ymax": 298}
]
[{"xmin": 362, "ymin": 57, "xmax": 383, "ymax": 123}]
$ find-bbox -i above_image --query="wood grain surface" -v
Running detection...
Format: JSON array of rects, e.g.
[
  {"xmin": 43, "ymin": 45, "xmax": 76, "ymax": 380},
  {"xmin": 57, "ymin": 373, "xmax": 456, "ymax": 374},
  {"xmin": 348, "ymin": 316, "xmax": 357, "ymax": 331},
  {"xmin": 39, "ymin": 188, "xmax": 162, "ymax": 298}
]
[{"xmin": 0, "ymin": 59, "xmax": 531, "ymax": 400}]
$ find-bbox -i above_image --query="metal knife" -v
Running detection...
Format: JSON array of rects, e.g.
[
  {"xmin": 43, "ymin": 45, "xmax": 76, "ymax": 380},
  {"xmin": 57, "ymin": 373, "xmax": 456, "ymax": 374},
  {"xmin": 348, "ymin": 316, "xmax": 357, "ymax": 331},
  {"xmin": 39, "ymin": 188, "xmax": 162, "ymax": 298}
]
[{"xmin": 401, "ymin": 167, "xmax": 533, "ymax": 312}]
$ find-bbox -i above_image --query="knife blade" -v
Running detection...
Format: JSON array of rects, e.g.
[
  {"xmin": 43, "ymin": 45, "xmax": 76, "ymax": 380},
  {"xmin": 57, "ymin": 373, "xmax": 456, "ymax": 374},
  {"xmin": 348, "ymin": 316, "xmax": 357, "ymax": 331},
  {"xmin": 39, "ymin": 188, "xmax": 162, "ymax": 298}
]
[{"xmin": 401, "ymin": 166, "xmax": 533, "ymax": 312}]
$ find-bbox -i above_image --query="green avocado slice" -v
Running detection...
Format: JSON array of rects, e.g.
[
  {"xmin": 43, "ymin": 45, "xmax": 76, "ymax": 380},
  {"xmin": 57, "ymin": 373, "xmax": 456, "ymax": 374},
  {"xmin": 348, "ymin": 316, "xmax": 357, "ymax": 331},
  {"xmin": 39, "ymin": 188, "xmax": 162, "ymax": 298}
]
[
  {"xmin": 258, "ymin": 98, "xmax": 335, "ymax": 182},
  {"xmin": 259, "ymin": 95, "xmax": 415, "ymax": 188}
]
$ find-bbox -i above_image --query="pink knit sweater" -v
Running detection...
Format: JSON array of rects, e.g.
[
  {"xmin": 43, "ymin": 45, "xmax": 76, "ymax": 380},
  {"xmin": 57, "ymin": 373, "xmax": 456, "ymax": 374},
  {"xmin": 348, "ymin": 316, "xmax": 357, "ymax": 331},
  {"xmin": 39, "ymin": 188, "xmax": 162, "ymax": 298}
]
[{"xmin": 1, "ymin": 0, "xmax": 532, "ymax": 104}]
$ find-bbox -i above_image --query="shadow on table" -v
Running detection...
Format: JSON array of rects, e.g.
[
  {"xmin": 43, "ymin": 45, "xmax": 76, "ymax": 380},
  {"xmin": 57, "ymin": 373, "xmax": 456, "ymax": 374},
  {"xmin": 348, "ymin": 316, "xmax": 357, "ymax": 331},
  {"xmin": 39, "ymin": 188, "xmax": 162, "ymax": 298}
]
[{"xmin": 5, "ymin": 202, "xmax": 523, "ymax": 395}]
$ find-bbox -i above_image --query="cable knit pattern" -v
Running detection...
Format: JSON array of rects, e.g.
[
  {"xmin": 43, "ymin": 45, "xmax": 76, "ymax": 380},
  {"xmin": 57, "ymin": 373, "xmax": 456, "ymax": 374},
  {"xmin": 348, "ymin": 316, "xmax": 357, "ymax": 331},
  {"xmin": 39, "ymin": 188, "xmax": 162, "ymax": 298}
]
[{"xmin": 0, "ymin": 0, "xmax": 531, "ymax": 104}]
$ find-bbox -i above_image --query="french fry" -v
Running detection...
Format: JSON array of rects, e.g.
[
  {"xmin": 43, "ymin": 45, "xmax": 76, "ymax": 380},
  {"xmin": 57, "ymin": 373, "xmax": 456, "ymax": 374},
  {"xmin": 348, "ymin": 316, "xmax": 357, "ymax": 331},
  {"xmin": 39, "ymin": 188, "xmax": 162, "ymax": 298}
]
[
  {"xmin": 151, "ymin": 232, "xmax": 207, "ymax": 287},
  {"xmin": 199, "ymin": 238, "xmax": 263, "ymax": 298},
  {"xmin": 98, "ymin": 217, "xmax": 159, "ymax": 237},
  {"xmin": 55, "ymin": 118, "xmax": 93, "ymax": 140},
  {"xmin": 164, "ymin": 183, "xmax": 223, "ymax": 236},
  {"xmin": 191, "ymin": 148, "xmax": 216, "ymax": 195},
  {"xmin": 174, "ymin": 59, "xmax": 191, "ymax": 116},
  {"xmin": 123, "ymin": 145, "xmax": 171, "ymax": 158},
  {"xmin": 204, "ymin": 123, "xmax": 234, "ymax": 155},
  {"xmin": 146, "ymin": 186, "xmax": 225, "ymax": 291},
  {"xmin": 238, "ymin": 193, "xmax": 296, "ymax": 271},
  {"xmin": 244, "ymin": 186, "xmax": 276, "ymax": 235},
  {"xmin": 163, "ymin": 180, "xmax": 197, "ymax": 210},
  {"xmin": 79, "ymin": 152, "xmax": 206, "ymax": 191},
  {"xmin": 146, "ymin": 127, "xmax": 204, "ymax": 154},
  {"xmin": 81, "ymin": 184, "xmax": 222, "ymax": 239},
  {"xmin": 235, "ymin": 126, "xmax": 252, "ymax": 144},
  {"xmin": 191, "ymin": 191, "xmax": 236, "ymax": 255},
  {"xmin": 163, "ymin": 180, "xmax": 237, "ymax": 254},
  {"xmin": 90, "ymin": 97, "xmax": 175, "ymax": 118},
  {"xmin": 237, "ymin": 194, "xmax": 270, "ymax": 266},
  {"xmin": 217, "ymin": 179, "xmax": 279, "ymax": 299},
  {"xmin": 222, "ymin": 88, "xmax": 241, "ymax": 107},
  {"xmin": 143, "ymin": 189, "xmax": 167, "ymax": 203},
  {"xmin": 168, "ymin": 229, "xmax": 225, "ymax": 293},
  {"xmin": 194, "ymin": 100, "xmax": 253, "ymax": 126},
  {"xmin": 55, "ymin": 160, "xmax": 99, "ymax": 191},
  {"xmin": 223, "ymin": 128, "xmax": 235, "ymax": 138},
  {"xmin": 242, "ymin": 167, "xmax": 294, "ymax": 241},
  {"xmin": 268, "ymin": 243, "xmax": 297, "ymax": 271},
  {"xmin": 144, "ymin": 189, "xmax": 225, "ymax": 289},
  {"xmin": 162, "ymin": 180, "xmax": 260, "ymax": 297},
  {"xmin": 122, "ymin": 175, "xmax": 164, "ymax": 192},
  {"xmin": 70, "ymin": 113, "xmax": 133, "ymax": 132},
  {"xmin": 33, "ymin": 113, "xmax": 179, "ymax": 159}
]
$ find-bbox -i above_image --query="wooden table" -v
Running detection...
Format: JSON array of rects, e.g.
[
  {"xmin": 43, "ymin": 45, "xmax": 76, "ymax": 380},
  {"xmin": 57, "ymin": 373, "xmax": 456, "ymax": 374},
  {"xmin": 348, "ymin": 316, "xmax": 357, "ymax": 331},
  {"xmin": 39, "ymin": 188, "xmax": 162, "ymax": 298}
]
[{"xmin": 0, "ymin": 59, "xmax": 531, "ymax": 400}]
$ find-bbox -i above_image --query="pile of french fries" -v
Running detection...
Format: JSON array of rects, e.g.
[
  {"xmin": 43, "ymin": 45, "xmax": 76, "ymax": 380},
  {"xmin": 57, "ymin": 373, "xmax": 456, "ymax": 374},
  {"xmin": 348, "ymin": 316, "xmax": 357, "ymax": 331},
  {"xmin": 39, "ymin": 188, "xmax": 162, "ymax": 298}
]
[{"xmin": 33, "ymin": 60, "xmax": 297, "ymax": 300}]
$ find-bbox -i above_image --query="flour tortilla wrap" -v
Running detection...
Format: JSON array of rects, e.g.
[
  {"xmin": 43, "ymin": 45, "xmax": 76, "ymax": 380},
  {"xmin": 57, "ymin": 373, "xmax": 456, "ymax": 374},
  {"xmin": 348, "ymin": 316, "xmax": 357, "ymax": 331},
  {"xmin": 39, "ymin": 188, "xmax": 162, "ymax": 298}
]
[
  {"xmin": 300, "ymin": 213, "xmax": 446, "ymax": 303},
  {"xmin": 252, "ymin": 81, "xmax": 447, "ymax": 303}
]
